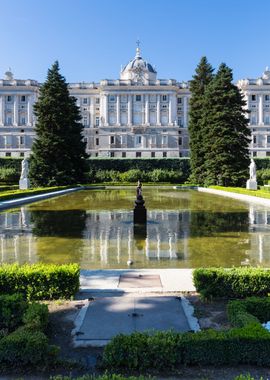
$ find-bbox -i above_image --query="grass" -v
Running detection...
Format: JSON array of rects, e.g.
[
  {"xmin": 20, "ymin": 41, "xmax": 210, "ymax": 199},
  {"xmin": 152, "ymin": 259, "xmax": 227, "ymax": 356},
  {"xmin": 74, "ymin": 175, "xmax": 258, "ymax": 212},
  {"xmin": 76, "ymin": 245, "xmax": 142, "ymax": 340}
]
[
  {"xmin": 0, "ymin": 186, "xmax": 76, "ymax": 202},
  {"xmin": 209, "ymin": 186, "xmax": 270, "ymax": 199}
]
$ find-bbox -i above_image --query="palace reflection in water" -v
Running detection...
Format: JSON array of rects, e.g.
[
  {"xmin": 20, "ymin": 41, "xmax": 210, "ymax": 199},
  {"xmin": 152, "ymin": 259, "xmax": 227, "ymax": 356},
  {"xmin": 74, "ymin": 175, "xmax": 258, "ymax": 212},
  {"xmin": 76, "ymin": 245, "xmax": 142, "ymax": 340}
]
[{"xmin": 0, "ymin": 195, "xmax": 270, "ymax": 268}]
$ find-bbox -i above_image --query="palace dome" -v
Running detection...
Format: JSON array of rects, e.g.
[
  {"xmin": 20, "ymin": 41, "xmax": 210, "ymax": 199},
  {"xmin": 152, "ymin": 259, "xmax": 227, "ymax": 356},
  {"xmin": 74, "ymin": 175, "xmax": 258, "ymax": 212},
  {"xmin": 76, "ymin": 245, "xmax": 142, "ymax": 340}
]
[{"xmin": 120, "ymin": 46, "xmax": 157, "ymax": 82}]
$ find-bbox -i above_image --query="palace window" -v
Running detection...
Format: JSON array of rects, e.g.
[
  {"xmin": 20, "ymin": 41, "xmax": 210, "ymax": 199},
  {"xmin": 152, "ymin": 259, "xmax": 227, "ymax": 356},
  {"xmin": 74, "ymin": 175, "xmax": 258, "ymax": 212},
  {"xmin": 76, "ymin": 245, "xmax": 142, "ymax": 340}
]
[
  {"xmin": 163, "ymin": 152, "xmax": 167, "ymax": 157},
  {"xmin": 136, "ymin": 136, "xmax": 142, "ymax": 145},
  {"xmin": 253, "ymin": 135, "xmax": 257, "ymax": 144},
  {"xmin": 151, "ymin": 152, "xmax": 155, "ymax": 158},
  {"xmin": 251, "ymin": 95, "xmax": 256, "ymax": 101},
  {"xmin": 20, "ymin": 117, "xmax": 26, "ymax": 126},
  {"xmin": 179, "ymin": 137, "xmax": 182, "ymax": 145},
  {"xmin": 135, "ymin": 95, "xmax": 141, "ymax": 102},
  {"xmin": 110, "ymin": 136, "xmax": 115, "ymax": 144},
  {"xmin": 7, "ymin": 96, "xmax": 12, "ymax": 102},
  {"xmin": 6, "ymin": 117, "xmax": 12, "ymax": 125},
  {"xmin": 253, "ymin": 151, "xmax": 257, "ymax": 157},
  {"xmin": 19, "ymin": 136, "xmax": 24, "ymax": 145},
  {"xmin": 109, "ymin": 95, "xmax": 116, "ymax": 102},
  {"xmin": 136, "ymin": 152, "xmax": 141, "ymax": 157},
  {"xmin": 21, "ymin": 95, "xmax": 26, "ymax": 102},
  {"xmin": 267, "ymin": 152, "xmax": 270, "ymax": 157},
  {"xmin": 5, "ymin": 153, "xmax": 11, "ymax": 157},
  {"xmin": 177, "ymin": 97, "xmax": 182, "ymax": 104},
  {"xmin": 110, "ymin": 152, "xmax": 114, "ymax": 157},
  {"xmin": 265, "ymin": 95, "xmax": 270, "ymax": 101},
  {"xmin": 20, "ymin": 153, "xmax": 24, "ymax": 157},
  {"xmin": 122, "ymin": 152, "xmax": 126, "ymax": 158},
  {"xmin": 83, "ymin": 98, "xmax": 88, "ymax": 104},
  {"xmin": 95, "ymin": 98, "xmax": 100, "ymax": 104},
  {"xmin": 162, "ymin": 95, "xmax": 167, "ymax": 102},
  {"xmin": 96, "ymin": 138, "xmax": 99, "ymax": 146},
  {"xmin": 265, "ymin": 116, "xmax": 270, "ymax": 125},
  {"xmin": 83, "ymin": 117, "xmax": 88, "ymax": 127},
  {"xmin": 95, "ymin": 117, "xmax": 100, "ymax": 127}
]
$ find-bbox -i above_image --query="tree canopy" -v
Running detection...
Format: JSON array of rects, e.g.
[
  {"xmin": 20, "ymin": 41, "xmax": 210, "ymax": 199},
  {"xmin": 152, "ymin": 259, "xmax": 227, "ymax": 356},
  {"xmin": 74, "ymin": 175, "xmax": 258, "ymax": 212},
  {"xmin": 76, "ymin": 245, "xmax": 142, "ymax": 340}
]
[
  {"xmin": 29, "ymin": 61, "xmax": 87, "ymax": 186},
  {"xmin": 188, "ymin": 59, "xmax": 250, "ymax": 186}
]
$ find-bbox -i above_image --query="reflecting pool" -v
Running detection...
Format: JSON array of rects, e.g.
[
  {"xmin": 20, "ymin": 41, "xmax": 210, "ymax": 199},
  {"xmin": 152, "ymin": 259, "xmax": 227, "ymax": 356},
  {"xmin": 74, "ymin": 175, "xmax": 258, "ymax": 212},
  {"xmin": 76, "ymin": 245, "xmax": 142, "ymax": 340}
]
[{"xmin": 0, "ymin": 188, "xmax": 270, "ymax": 269}]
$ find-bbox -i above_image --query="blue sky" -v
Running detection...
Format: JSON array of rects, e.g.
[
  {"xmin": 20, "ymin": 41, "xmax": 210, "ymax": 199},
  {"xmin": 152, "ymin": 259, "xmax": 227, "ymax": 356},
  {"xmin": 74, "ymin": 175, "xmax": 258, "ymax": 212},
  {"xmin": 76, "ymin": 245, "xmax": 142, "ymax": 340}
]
[{"xmin": 1, "ymin": 0, "xmax": 269, "ymax": 83}]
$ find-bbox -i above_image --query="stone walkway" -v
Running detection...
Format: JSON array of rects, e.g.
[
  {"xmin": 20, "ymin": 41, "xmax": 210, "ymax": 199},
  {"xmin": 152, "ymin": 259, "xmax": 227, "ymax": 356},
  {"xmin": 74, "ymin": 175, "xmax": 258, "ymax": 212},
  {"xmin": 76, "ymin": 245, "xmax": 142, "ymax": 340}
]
[
  {"xmin": 80, "ymin": 268, "xmax": 195, "ymax": 293},
  {"xmin": 74, "ymin": 269, "xmax": 198, "ymax": 347}
]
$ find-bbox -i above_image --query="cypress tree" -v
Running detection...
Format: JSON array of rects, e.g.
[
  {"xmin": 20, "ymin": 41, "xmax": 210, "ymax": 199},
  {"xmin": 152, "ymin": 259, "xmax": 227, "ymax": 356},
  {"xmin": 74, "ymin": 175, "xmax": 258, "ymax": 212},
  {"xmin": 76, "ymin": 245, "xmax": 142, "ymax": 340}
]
[
  {"xmin": 29, "ymin": 61, "xmax": 87, "ymax": 186},
  {"xmin": 202, "ymin": 63, "xmax": 251, "ymax": 186},
  {"xmin": 188, "ymin": 57, "xmax": 214, "ymax": 184}
]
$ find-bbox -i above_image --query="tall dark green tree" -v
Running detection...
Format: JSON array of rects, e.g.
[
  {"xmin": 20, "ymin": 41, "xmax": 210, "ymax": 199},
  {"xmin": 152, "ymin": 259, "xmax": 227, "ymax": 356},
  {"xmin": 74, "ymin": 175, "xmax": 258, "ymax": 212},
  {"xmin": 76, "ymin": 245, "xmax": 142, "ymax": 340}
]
[
  {"xmin": 188, "ymin": 57, "xmax": 214, "ymax": 184},
  {"xmin": 29, "ymin": 61, "xmax": 87, "ymax": 186},
  {"xmin": 202, "ymin": 63, "xmax": 251, "ymax": 186}
]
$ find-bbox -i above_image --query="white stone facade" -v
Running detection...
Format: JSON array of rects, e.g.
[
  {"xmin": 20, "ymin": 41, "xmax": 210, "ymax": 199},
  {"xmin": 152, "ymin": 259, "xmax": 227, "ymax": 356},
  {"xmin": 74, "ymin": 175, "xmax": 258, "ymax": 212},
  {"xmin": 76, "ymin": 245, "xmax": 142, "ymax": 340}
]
[
  {"xmin": 237, "ymin": 67, "xmax": 270, "ymax": 158},
  {"xmin": 0, "ymin": 49, "xmax": 269, "ymax": 158}
]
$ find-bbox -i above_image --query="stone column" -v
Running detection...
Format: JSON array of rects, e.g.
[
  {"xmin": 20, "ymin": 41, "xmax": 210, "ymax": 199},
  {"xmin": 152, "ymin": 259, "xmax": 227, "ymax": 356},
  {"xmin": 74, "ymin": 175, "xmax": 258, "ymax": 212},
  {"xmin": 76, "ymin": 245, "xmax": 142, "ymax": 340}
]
[
  {"xmin": 13, "ymin": 96, "xmax": 18, "ymax": 126},
  {"xmin": 104, "ymin": 94, "xmax": 108, "ymax": 126},
  {"xmin": 27, "ymin": 95, "xmax": 33, "ymax": 126},
  {"xmin": 157, "ymin": 95, "xmax": 161, "ymax": 125},
  {"xmin": 128, "ymin": 94, "xmax": 132, "ymax": 125},
  {"xmin": 145, "ymin": 94, "xmax": 149, "ymax": 125},
  {"xmin": 259, "ymin": 94, "xmax": 264, "ymax": 125},
  {"xmin": 116, "ymin": 94, "xmax": 120, "ymax": 126},
  {"xmin": 0, "ymin": 96, "xmax": 3, "ymax": 126},
  {"xmin": 168, "ymin": 95, "xmax": 172, "ymax": 124},
  {"xmin": 183, "ymin": 96, "xmax": 188, "ymax": 128},
  {"xmin": 90, "ymin": 96, "xmax": 95, "ymax": 127}
]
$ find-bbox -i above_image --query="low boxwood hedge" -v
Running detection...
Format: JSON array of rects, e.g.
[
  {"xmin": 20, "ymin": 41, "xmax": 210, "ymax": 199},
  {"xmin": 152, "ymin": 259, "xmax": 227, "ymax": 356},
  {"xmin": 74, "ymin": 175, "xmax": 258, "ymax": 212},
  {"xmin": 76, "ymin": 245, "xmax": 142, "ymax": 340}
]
[
  {"xmin": 0, "ymin": 325, "xmax": 58, "ymax": 367},
  {"xmin": 193, "ymin": 267, "xmax": 270, "ymax": 299},
  {"xmin": 102, "ymin": 324, "xmax": 270, "ymax": 371},
  {"xmin": 0, "ymin": 263, "xmax": 80, "ymax": 300},
  {"xmin": 51, "ymin": 376, "xmax": 152, "ymax": 380},
  {"xmin": 227, "ymin": 297, "xmax": 270, "ymax": 327},
  {"xmin": 0, "ymin": 293, "xmax": 27, "ymax": 332}
]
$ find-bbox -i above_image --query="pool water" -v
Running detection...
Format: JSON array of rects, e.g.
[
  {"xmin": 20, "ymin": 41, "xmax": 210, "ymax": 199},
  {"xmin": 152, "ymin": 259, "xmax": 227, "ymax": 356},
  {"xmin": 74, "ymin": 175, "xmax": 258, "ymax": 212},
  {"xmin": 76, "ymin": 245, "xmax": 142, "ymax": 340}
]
[{"xmin": 0, "ymin": 188, "xmax": 269, "ymax": 269}]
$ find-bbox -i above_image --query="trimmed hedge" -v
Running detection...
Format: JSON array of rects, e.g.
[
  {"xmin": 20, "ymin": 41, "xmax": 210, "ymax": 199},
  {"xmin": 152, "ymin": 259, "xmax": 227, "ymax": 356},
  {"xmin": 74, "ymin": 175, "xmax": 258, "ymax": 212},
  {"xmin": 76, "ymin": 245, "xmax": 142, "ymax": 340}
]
[
  {"xmin": 0, "ymin": 293, "xmax": 58, "ymax": 367},
  {"xmin": 102, "ymin": 324, "xmax": 270, "ymax": 371},
  {"xmin": 0, "ymin": 263, "xmax": 80, "ymax": 300},
  {"xmin": 193, "ymin": 267, "xmax": 270, "ymax": 299},
  {"xmin": 227, "ymin": 297, "xmax": 270, "ymax": 327},
  {"xmin": 0, "ymin": 293, "xmax": 27, "ymax": 332},
  {"xmin": 0, "ymin": 325, "xmax": 58, "ymax": 366}
]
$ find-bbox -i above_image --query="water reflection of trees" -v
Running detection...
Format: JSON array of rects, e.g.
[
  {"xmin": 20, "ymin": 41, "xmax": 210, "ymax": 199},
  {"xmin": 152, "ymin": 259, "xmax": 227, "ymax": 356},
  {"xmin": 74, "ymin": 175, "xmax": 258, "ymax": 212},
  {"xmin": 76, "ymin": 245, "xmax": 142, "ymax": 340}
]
[
  {"xmin": 31, "ymin": 210, "xmax": 87, "ymax": 237},
  {"xmin": 189, "ymin": 211, "xmax": 249, "ymax": 237}
]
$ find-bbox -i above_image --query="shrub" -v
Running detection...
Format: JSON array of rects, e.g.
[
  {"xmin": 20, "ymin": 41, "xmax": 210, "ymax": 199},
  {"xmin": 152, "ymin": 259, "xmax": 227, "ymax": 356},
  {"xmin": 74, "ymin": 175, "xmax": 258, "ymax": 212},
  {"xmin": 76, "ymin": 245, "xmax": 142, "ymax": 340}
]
[
  {"xmin": 0, "ymin": 167, "xmax": 18, "ymax": 183},
  {"xmin": 227, "ymin": 297, "xmax": 270, "ymax": 327},
  {"xmin": 23, "ymin": 302, "xmax": 49, "ymax": 331},
  {"xmin": 0, "ymin": 263, "xmax": 80, "ymax": 300},
  {"xmin": 95, "ymin": 170, "xmax": 121, "ymax": 183},
  {"xmin": 102, "ymin": 325, "xmax": 270, "ymax": 371},
  {"xmin": 0, "ymin": 293, "xmax": 27, "ymax": 332},
  {"xmin": 0, "ymin": 325, "xmax": 58, "ymax": 366},
  {"xmin": 103, "ymin": 331, "xmax": 182, "ymax": 371},
  {"xmin": 119, "ymin": 169, "xmax": 149, "ymax": 182},
  {"xmin": 193, "ymin": 267, "xmax": 270, "ymax": 299}
]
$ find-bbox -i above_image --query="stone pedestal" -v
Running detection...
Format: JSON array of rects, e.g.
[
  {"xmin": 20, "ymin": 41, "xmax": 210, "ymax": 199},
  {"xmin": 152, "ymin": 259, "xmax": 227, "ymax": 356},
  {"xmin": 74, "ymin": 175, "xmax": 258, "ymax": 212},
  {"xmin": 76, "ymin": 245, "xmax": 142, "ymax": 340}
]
[
  {"xmin": 246, "ymin": 179, "xmax": 257, "ymax": 190},
  {"xmin": 134, "ymin": 196, "xmax": 147, "ymax": 224},
  {"xmin": 19, "ymin": 178, "xmax": 30, "ymax": 190}
]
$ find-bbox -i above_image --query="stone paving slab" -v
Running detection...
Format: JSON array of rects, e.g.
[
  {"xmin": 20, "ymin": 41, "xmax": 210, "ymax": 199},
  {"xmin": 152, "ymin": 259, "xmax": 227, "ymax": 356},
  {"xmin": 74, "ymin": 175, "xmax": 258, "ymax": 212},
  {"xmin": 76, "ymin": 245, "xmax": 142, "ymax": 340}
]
[
  {"xmin": 118, "ymin": 274, "xmax": 162, "ymax": 288},
  {"xmin": 80, "ymin": 269, "xmax": 195, "ymax": 293},
  {"xmin": 73, "ymin": 295, "xmax": 191, "ymax": 347}
]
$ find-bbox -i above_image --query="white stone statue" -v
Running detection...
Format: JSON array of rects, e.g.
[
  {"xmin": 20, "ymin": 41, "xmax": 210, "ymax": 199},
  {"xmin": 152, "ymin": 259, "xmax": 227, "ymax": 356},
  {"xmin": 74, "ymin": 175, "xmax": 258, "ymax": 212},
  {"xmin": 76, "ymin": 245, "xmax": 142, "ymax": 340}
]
[
  {"xmin": 19, "ymin": 159, "xmax": 30, "ymax": 189},
  {"xmin": 246, "ymin": 158, "xmax": 257, "ymax": 190},
  {"xmin": 20, "ymin": 159, "xmax": 29, "ymax": 180},
  {"xmin": 249, "ymin": 159, "xmax": 256, "ymax": 180}
]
